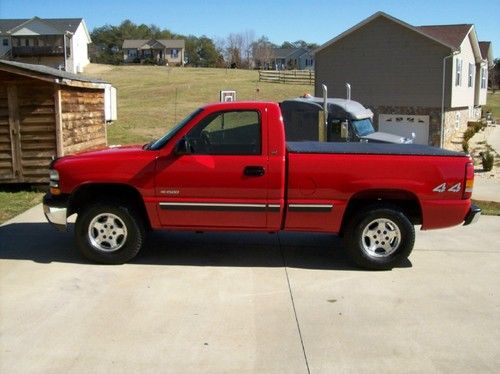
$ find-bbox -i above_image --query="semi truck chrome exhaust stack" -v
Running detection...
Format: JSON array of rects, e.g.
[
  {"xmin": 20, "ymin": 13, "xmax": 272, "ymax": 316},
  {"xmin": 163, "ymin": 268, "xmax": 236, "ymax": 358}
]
[{"xmin": 346, "ymin": 83, "xmax": 351, "ymax": 101}]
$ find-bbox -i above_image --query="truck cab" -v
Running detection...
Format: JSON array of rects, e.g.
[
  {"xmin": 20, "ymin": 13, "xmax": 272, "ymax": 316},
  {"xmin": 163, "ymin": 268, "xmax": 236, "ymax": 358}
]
[{"xmin": 280, "ymin": 97, "xmax": 414, "ymax": 144}]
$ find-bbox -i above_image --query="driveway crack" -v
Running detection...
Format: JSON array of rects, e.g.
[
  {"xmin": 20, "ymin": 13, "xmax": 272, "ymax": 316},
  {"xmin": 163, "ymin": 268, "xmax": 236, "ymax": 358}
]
[{"xmin": 278, "ymin": 234, "xmax": 311, "ymax": 374}]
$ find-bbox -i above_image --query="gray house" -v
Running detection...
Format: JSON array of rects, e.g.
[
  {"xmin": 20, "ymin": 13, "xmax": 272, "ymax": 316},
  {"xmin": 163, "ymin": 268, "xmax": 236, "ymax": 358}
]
[
  {"xmin": 122, "ymin": 39, "xmax": 185, "ymax": 66},
  {"xmin": 271, "ymin": 48, "xmax": 314, "ymax": 70},
  {"xmin": 314, "ymin": 12, "xmax": 494, "ymax": 148}
]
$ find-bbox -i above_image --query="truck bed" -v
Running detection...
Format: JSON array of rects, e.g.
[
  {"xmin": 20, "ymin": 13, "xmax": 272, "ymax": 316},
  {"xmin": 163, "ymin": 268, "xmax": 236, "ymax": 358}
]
[{"xmin": 286, "ymin": 141, "xmax": 465, "ymax": 157}]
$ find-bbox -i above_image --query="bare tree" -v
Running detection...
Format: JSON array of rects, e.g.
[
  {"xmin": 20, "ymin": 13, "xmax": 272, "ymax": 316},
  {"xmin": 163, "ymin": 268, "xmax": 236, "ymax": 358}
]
[
  {"xmin": 252, "ymin": 36, "xmax": 276, "ymax": 70},
  {"xmin": 226, "ymin": 33, "xmax": 244, "ymax": 68},
  {"xmin": 241, "ymin": 30, "xmax": 255, "ymax": 68}
]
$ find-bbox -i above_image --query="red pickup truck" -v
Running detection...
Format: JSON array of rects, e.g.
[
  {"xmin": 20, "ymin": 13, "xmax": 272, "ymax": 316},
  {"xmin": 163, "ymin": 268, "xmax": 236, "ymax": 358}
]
[{"xmin": 43, "ymin": 101, "xmax": 480, "ymax": 270}]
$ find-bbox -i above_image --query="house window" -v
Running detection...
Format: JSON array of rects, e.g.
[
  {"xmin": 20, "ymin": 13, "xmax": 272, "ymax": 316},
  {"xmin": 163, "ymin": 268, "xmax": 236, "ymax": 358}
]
[
  {"xmin": 171, "ymin": 49, "xmax": 178, "ymax": 58},
  {"xmin": 481, "ymin": 67, "xmax": 487, "ymax": 89},
  {"xmin": 455, "ymin": 112, "xmax": 461, "ymax": 130},
  {"xmin": 2, "ymin": 39, "xmax": 8, "ymax": 46},
  {"xmin": 468, "ymin": 63, "xmax": 474, "ymax": 87},
  {"xmin": 455, "ymin": 58, "xmax": 462, "ymax": 86}
]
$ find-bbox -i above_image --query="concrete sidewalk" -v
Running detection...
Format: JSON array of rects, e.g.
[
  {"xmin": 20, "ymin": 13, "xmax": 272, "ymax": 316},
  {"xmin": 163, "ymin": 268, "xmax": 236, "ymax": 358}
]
[
  {"xmin": 471, "ymin": 124, "xmax": 499, "ymax": 202},
  {"xmin": 1, "ymin": 205, "xmax": 499, "ymax": 373},
  {"xmin": 472, "ymin": 178, "xmax": 499, "ymax": 202},
  {"xmin": 486, "ymin": 124, "xmax": 500, "ymax": 154}
]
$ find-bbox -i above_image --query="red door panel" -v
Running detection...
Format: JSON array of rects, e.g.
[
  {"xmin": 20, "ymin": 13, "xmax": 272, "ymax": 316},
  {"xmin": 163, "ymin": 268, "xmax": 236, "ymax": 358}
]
[{"xmin": 155, "ymin": 154, "xmax": 269, "ymax": 229}]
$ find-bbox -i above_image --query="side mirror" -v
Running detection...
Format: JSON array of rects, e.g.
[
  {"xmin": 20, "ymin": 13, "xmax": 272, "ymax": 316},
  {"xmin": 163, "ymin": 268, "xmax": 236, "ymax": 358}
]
[
  {"xmin": 340, "ymin": 121, "xmax": 349, "ymax": 139},
  {"xmin": 174, "ymin": 138, "xmax": 191, "ymax": 155}
]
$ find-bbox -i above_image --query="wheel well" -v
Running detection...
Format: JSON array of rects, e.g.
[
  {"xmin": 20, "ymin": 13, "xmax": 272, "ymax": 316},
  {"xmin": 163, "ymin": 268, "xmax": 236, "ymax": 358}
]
[
  {"xmin": 340, "ymin": 190, "xmax": 422, "ymax": 235},
  {"xmin": 68, "ymin": 183, "xmax": 151, "ymax": 229}
]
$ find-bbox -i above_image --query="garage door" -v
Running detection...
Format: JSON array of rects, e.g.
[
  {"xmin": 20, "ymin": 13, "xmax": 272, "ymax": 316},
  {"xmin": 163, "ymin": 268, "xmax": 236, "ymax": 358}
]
[{"xmin": 378, "ymin": 114, "xmax": 429, "ymax": 145}]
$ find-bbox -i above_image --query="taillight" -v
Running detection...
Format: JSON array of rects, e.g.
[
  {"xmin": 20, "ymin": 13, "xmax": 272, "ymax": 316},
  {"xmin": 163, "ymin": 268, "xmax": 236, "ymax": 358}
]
[{"xmin": 463, "ymin": 161, "xmax": 474, "ymax": 199}]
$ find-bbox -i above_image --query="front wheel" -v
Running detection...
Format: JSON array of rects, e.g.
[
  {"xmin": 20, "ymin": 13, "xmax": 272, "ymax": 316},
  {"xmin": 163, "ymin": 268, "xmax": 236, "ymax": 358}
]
[
  {"xmin": 344, "ymin": 206, "xmax": 415, "ymax": 270},
  {"xmin": 75, "ymin": 202, "xmax": 145, "ymax": 264}
]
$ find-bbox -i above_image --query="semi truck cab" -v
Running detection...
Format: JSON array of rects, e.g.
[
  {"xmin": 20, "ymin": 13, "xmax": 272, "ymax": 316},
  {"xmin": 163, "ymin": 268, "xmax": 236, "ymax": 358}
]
[{"xmin": 280, "ymin": 97, "xmax": 414, "ymax": 144}]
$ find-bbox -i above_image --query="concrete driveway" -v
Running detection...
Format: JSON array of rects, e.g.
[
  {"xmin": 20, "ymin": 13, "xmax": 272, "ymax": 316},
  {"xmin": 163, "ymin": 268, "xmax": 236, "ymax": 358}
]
[{"xmin": 1, "ymin": 205, "xmax": 499, "ymax": 373}]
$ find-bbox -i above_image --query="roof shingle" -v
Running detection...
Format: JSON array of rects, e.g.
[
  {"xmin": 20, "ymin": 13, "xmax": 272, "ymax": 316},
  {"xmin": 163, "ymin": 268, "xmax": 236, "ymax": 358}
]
[
  {"xmin": 0, "ymin": 17, "xmax": 83, "ymax": 35},
  {"xmin": 479, "ymin": 41, "xmax": 491, "ymax": 60},
  {"xmin": 122, "ymin": 39, "xmax": 185, "ymax": 49},
  {"xmin": 416, "ymin": 24, "xmax": 473, "ymax": 50}
]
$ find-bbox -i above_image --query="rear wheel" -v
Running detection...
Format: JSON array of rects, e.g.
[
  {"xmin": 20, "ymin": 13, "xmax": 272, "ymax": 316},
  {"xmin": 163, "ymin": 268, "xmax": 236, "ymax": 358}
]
[
  {"xmin": 75, "ymin": 202, "xmax": 144, "ymax": 264},
  {"xmin": 344, "ymin": 205, "xmax": 415, "ymax": 270}
]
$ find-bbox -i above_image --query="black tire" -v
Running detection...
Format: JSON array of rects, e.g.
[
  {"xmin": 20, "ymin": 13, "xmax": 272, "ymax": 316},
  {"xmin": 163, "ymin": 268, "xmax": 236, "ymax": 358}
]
[
  {"xmin": 75, "ymin": 202, "xmax": 145, "ymax": 264},
  {"xmin": 344, "ymin": 205, "xmax": 415, "ymax": 270}
]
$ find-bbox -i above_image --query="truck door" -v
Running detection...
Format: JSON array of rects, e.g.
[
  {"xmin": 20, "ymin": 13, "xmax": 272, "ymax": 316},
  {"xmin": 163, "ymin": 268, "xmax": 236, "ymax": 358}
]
[{"xmin": 155, "ymin": 109, "xmax": 270, "ymax": 229}]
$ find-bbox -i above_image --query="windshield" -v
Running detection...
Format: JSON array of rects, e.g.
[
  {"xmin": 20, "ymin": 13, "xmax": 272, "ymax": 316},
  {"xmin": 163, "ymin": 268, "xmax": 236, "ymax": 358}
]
[
  {"xmin": 148, "ymin": 108, "xmax": 203, "ymax": 150},
  {"xmin": 351, "ymin": 118, "xmax": 375, "ymax": 137}
]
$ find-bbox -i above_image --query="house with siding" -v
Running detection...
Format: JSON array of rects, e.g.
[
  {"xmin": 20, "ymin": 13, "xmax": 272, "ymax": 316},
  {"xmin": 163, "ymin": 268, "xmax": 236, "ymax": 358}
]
[
  {"xmin": 122, "ymin": 39, "xmax": 185, "ymax": 66},
  {"xmin": 479, "ymin": 41, "xmax": 495, "ymax": 88},
  {"xmin": 314, "ymin": 12, "xmax": 494, "ymax": 148},
  {"xmin": 0, "ymin": 17, "xmax": 91, "ymax": 74},
  {"xmin": 271, "ymin": 48, "xmax": 314, "ymax": 70}
]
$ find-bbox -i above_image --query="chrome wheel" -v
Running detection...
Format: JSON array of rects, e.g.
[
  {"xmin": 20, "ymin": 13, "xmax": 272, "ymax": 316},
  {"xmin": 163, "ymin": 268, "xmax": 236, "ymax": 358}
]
[
  {"xmin": 88, "ymin": 213, "xmax": 128, "ymax": 252},
  {"xmin": 361, "ymin": 218, "xmax": 401, "ymax": 257}
]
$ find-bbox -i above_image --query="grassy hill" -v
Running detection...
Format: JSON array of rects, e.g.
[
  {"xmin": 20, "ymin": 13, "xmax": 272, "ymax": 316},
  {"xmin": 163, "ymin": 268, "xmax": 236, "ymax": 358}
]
[
  {"xmin": 84, "ymin": 64, "xmax": 314, "ymax": 145},
  {"xmin": 486, "ymin": 91, "xmax": 500, "ymax": 121}
]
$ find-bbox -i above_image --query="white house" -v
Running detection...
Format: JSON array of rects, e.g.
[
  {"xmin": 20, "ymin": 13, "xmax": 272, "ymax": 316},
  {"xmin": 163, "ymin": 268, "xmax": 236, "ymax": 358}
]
[{"xmin": 0, "ymin": 17, "xmax": 91, "ymax": 74}]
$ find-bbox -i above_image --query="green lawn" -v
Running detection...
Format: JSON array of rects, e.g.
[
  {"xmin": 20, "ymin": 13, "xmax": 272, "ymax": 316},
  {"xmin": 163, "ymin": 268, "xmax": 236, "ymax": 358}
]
[
  {"xmin": 486, "ymin": 91, "xmax": 500, "ymax": 120},
  {"xmin": 0, "ymin": 190, "xmax": 44, "ymax": 225},
  {"xmin": 84, "ymin": 64, "xmax": 314, "ymax": 145}
]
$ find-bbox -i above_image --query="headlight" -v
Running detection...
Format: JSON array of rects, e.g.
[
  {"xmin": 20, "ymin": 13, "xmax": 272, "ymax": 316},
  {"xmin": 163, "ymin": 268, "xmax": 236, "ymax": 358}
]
[
  {"xmin": 49, "ymin": 169, "xmax": 61, "ymax": 195},
  {"xmin": 49, "ymin": 169, "xmax": 59, "ymax": 187}
]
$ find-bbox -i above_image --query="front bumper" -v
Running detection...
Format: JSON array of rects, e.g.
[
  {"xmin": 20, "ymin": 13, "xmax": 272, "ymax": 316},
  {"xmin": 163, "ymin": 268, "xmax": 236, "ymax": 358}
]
[
  {"xmin": 463, "ymin": 204, "xmax": 481, "ymax": 226},
  {"xmin": 43, "ymin": 193, "xmax": 69, "ymax": 231}
]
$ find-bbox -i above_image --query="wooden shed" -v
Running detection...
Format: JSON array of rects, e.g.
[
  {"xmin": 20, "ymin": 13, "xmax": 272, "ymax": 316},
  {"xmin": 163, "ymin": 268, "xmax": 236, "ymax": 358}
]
[{"xmin": 0, "ymin": 60, "xmax": 109, "ymax": 183}]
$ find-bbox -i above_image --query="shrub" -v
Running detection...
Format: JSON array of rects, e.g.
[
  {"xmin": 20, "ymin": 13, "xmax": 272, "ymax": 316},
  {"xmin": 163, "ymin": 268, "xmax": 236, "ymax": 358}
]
[
  {"xmin": 462, "ymin": 139, "xmax": 469, "ymax": 153},
  {"xmin": 481, "ymin": 151, "xmax": 495, "ymax": 172},
  {"xmin": 467, "ymin": 121, "xmax": 485, "ymax": 133},
  {"xmin": 463, "ymin": 127, "xmax": 477, "ymax": 142},
  {"xmin": 141, "ymin": 57, "xmax": 157, "ymax": 65}
]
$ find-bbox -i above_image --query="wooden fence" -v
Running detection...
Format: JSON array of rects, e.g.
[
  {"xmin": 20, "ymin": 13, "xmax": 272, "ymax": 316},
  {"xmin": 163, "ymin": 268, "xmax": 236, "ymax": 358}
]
[{"xmin": 258, "ymin": 70, "xmax": 314, "ymax": 85}]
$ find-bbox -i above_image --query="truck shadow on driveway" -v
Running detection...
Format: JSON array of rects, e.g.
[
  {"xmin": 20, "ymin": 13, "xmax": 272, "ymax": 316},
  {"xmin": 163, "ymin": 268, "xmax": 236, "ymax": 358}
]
[{"xmin": 0, "ymin": 223, "xmax": 411, "ymax": 270}]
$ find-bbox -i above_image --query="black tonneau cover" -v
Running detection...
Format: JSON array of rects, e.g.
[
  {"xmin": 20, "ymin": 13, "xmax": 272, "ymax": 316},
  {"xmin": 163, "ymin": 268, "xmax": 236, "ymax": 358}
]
[{"xmin": 286, "ymin": 141, "xmax": 465, "ymax": 157}]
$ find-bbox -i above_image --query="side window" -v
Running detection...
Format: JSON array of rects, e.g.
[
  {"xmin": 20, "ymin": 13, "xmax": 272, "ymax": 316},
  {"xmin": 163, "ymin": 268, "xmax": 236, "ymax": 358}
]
[
  {"xmin": 455, "ymin": 58, "xmax": 462, "ymax": 86},
  {"xmin": 186, "ymin": 110, "xmax": 261, "ymax": 155}
]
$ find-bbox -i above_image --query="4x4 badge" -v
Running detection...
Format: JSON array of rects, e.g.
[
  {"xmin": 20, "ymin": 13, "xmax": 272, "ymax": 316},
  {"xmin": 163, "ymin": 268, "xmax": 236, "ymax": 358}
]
[{"xmin": 433, "ymin": 183, "xmax": 461, "ymax": 193}]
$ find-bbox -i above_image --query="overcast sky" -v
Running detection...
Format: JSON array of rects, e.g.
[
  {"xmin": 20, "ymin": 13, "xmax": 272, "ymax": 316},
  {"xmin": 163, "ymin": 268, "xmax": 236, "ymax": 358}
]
[{"xmin": 1, "ymin": 0, "xmax": 498, "ymax": 57}]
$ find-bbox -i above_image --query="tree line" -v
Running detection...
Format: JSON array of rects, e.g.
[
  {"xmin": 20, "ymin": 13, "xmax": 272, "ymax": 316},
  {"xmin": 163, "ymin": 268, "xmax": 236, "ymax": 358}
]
[{"xmin": 90, "ymin": 20, "xmax": 318, "ymax": 68}]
